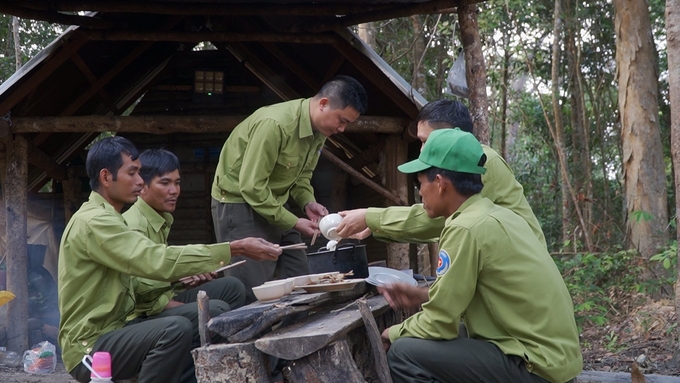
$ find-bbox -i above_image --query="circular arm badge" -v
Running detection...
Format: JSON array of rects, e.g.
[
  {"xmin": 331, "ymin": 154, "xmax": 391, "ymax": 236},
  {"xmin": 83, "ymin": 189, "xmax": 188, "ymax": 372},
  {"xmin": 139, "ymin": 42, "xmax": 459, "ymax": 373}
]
[{"xmin": 436, "ymin": 249, "xmax": 451, "ymax": 276}]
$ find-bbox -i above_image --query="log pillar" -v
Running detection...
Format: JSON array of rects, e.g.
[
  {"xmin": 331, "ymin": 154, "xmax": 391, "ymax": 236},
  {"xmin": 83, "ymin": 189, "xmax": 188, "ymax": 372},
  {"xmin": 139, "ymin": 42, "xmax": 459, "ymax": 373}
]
[
  {"xmin": 5, "ymin": 134, "xmax": 28, "ymax": 353},
  {"xmin": 62, "ymin": 165, "xmax": 82, "ymax": 223},
  {"xmin": 382, "ymin": 136, "xmax": 410, "ymax": 270},
  {"xmin": 458, "ymin": 4, "xmax": 490, "ymax": 145}
]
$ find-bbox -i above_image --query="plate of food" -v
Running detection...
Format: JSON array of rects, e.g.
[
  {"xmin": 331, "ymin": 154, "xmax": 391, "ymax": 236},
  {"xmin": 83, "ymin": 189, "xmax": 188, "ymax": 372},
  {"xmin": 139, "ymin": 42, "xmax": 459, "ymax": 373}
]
[
  {"xmin": 302, "ymin": 279, "xmax": 365, "ymax": 293},
  {"xmin": 301, "ymin": 271, "xmax": 363, "ymax": 292}
]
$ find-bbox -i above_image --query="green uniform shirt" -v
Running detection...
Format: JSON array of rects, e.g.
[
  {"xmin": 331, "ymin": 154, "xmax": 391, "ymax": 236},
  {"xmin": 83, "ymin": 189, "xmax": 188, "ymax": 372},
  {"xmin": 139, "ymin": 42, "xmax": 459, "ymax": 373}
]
[
  {"xmin": 389, "ymin": 195, "xmax": 582, "ymax": 382},
  {"xmin": 366, "ymin": 145, "xmax": 547, "ymax": 247},
  {"xmin": 58, "ymin": 192, "xmax": 232, "ymax": 372},
  {"xmin": 122, "ymin": 198, "xmax": 178, "ymax": 319},
  {"xmin": 211, "ymin": 98, "xmax": 326, "ymax": 230}
]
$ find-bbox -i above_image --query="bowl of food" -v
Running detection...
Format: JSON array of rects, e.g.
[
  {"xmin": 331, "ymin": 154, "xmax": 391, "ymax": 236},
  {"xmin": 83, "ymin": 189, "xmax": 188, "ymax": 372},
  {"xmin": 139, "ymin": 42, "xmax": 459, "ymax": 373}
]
[{"xmin": 253, "ymin": 280, "xmax": 287, "ymax": 301}]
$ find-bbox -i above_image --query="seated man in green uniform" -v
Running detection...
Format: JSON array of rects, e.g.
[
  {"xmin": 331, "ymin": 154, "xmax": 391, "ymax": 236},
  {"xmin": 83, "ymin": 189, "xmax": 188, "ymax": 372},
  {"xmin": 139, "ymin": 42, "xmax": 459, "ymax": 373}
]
[
  {"xmin": 59, "ymin": 136, "xmax": 282, "ymax": 383},
  {"xmin": 211, "ymin": 75, "xmax": 368, "ymax": 303},
  {"xmin": 380, "ymin": 129, "xmax": 582, "ymax": 383},
  {"xmin": 336, "ymin": 99, "xmax": 546, "ymax": 248},
  {"xmin": 123, "ymin": 149, "xmax": 246, "ymax": 325}
]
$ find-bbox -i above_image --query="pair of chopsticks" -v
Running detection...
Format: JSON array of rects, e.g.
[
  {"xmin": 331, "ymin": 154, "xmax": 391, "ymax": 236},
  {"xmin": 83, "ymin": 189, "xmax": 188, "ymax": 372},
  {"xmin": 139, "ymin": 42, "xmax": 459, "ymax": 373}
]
[
  {"xmin": 280, "ymin": 243, "xmax": 308, "ymax": 250},
  {"xmin": 178, "ymin": 259, "xmax": 247, "ymax": 284}
]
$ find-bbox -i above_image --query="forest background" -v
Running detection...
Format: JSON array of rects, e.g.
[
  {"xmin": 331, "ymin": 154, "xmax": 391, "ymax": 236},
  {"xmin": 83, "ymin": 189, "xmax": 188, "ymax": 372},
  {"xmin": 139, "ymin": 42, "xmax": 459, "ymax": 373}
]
[{"xmin": 0, "ymin": 0, "xmax": 678, "ymax": 373}]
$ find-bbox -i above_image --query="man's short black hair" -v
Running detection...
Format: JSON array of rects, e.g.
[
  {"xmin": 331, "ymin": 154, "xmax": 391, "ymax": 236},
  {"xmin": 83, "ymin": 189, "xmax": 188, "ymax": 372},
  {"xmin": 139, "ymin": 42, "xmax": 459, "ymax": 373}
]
[
  {"xmin": 417, "ymin": 99, "xmax": 473, "ymax": 133},
  {"xmin": 139, "ymin": 149, "xmax": 180, "ymax": 185},
  {"xmin": 86, "ymin": 136, "xmax": 139, "ymax": 191},
  {"xmin": 420, "ymin": 154, "xmax": 487, "ymax": 197},
  {"xmin": 316, "ymin": 75, "xmax": 368, "ymax": 114}
]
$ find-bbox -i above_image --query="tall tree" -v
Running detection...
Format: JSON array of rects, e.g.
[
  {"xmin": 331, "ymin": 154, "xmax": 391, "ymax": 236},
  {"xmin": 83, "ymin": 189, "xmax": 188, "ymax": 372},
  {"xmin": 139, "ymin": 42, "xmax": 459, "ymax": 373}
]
[
  {"xmin": 550, "ymin": 0, "xmax": 571, "ymax": 245},
  {"xmin": 614, "ymin": 0, "xmax": 669, "ymax": 265},
  {"xmin": 666, "ymin": 0, "xmax": 680, "ymax": 312},
  {"xmin": 565, "ymin": 0, "xmax": 594, "ymax": 246}
]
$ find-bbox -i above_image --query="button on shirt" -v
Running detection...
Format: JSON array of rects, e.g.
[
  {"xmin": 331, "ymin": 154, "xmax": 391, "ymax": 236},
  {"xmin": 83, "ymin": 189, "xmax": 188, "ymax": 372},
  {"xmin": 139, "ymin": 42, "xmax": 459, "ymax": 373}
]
[
  {"xmin": 58, "ymin": 192, "xmax": 232, "ymax": 372},
  {"xmin": 211, "ymin": 98, "xmax": 326, "ymax": 230},
  {"xmin": 122, "ymin": 198, "xmax": 177, "ymax": 319},
  {"xmin": 365, "ymin": 145, "xmax": 546, "ymax": 247},
  {"xmin": 388, "ymin": 195, "xmax": 582, "ymax": 382}
]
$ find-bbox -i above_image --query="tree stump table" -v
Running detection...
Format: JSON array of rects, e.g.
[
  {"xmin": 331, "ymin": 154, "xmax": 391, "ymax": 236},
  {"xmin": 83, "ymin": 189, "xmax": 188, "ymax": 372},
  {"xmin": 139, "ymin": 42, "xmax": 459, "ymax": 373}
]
[{"xmin": 192, "ymin": 282, "xmax": 400, "ymax": 383}]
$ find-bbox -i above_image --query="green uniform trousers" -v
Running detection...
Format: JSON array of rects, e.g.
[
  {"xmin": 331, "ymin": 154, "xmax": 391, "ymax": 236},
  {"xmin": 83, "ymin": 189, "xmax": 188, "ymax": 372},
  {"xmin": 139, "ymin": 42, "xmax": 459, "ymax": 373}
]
[
  {"xmin": 388, "ymin": 337, "xmax": 553, "ymax": 383},
  {"xmin": 211, "ymin": 199, "xmax": 309, "ymax": 304},
  {"xmin": 70, "ymin": 277, "xmax": 245, "ymax": 383}
]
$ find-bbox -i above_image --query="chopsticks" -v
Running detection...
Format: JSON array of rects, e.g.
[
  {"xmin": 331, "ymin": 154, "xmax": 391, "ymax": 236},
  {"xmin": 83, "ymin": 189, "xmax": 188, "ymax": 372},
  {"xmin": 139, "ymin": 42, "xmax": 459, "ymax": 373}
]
[
  {"xmin": 310, "ymin": 230, "xmax": 319, "ymax": 246},
  {"xmin": 178, "ymin": 260, "xmax": 247, "ymax": 284},
  {"xmin": 280, "ymin": 243, "xmax": 308, "ymax": 250}
]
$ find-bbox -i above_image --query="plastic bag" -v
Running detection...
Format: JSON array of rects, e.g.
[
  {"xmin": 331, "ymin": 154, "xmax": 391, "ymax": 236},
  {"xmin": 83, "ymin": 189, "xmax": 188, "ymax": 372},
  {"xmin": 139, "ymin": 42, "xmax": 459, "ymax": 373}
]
[
  {"xmin": 447, "ymin": 48, "xmax": 469, "ymax": 98},
  {"xmin": 23, "ymin": 341, "xmax": 56, "ymax": 374}
]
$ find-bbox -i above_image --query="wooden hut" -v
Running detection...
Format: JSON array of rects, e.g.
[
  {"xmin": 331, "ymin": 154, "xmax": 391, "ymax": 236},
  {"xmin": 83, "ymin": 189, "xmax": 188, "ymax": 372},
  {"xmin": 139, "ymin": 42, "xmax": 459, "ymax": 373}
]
[{"xmin": 0, "ymin": 0, "xmax": 488, "ymax": 353}]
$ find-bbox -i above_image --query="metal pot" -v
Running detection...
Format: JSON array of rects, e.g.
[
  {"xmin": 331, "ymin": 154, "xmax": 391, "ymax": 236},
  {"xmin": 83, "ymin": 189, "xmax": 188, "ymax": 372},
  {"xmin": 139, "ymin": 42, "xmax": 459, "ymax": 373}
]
[{"xmin": 306, "ymin": 244, "xmax": 369, "ymax": 278}]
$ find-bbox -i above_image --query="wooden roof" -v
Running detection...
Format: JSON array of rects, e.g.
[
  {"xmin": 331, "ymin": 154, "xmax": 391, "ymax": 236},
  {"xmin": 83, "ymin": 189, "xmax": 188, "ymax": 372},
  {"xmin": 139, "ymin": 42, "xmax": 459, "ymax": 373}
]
[{"xmin": 0, "ymin": 1, "xmax": 487, "ymax": 190}]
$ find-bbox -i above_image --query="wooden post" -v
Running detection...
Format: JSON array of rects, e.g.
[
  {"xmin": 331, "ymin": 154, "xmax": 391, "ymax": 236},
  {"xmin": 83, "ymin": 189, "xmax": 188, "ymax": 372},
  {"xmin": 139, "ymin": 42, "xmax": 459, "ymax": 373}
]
[
  {"xmin": 382, "ymin": 136, "xmax": 410, "ymax": 270},
  {"xmin": 197, "ymin": 290, "xmax": 211, "ymax": 346},
  {"xmin": 5, "ymin": 134, "xmax": 28, "ymax": 353},
  {"xmin": 357, "ymin": 299, "xmax": 393, "ymax": 383},
  {"xmin": 62, "ymin": 165, "xmax": 82, "ymax": 223},
  {"xmin": 458, "ymin": 4, "xmax": 490, "ymax": 145}
]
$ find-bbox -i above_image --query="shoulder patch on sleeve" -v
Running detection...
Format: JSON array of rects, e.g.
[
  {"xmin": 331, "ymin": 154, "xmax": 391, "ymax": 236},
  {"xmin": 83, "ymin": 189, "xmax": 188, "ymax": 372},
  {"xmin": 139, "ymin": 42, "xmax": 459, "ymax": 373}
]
[{"xmin": 436, "ymin": 249, "xmax": 451, "ymax": 276}]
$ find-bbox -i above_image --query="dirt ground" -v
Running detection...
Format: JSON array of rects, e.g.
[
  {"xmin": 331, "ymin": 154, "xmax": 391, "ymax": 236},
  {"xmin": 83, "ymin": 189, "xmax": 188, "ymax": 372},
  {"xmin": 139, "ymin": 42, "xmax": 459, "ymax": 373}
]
[
  {"xmin": 0, "ymin": 363, "xmax": 73, "ymax": 383},
  {"xmin": 2, "ymin": 297, "xmax": 680, "ymax": 381}
]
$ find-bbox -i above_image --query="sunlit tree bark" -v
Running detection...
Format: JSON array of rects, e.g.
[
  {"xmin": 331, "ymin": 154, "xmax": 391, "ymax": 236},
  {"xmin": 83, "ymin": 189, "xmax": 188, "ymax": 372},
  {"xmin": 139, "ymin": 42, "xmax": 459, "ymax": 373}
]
[
  {"xmin": 614, "ymin": 0, "xmax": 669, "ymax": 266},
  {"xmin": 665, "ymin": 0, "xmax": 680, "ymax": 310}
]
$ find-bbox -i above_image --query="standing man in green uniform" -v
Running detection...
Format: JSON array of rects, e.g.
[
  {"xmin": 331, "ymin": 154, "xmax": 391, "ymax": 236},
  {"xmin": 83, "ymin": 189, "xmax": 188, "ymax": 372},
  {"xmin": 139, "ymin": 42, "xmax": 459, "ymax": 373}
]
[
  {"xmin": 336, "ymin": 99, "xmax": 546, "ymax": 248},
  {"xmin": 211, "ymin": 75, "xmax": 367, "ymax": 303},
  {"xmin": 123, "ymin": 149, "xmax": 246, "ymax": 325},
  {"xmin": 381, "ymin": 129, "xmax": 582, "ymax": 383},
  {"xmin": 59, "ymin": 137, "xmax": 282, "ymax": 383}
]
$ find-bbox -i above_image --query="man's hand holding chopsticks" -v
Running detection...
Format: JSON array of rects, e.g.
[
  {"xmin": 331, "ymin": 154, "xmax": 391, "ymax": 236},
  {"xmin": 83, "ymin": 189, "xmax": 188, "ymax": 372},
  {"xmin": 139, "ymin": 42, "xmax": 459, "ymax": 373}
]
[{"xmin": 230, "ymin": 237, "xmax": 282, "ymax": 261}]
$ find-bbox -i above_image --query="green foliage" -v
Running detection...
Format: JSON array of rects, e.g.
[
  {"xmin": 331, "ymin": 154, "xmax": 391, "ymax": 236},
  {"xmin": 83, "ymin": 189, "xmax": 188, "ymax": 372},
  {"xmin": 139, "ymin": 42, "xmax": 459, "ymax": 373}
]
[
  {"xmin": 554, "ymin": 249, "xmax": 645, "ymax": 327},
  {"xmin": 649, "ymin": 240, "xmax": 678, "ymax": 271},
  {"xmin": 0, "ymin": 16, "xmax": 62, "ymax": 84}
]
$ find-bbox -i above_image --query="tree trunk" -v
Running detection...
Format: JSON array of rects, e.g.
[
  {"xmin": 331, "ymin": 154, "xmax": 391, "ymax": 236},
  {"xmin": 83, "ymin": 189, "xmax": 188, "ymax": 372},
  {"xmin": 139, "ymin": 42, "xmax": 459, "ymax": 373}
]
[
  {"xmin": 500, "ymin": 32, "xmax": 510, "ymax": 158},
  {"xmin": 665, "ymin": 0, "xmax": 680, "ymax": 314},
  {"xmin": 565, "ymin": 0, "xmax": 594, "ymax": 248},
  {"xmin": 12, "ymin": 16, "xmax": 21, "ymax": 70},
  {"xmin": 357, "ymin": 22, "xmax": 376, "ymax": 49},
  {"xmin": 410, "ymin": 15, "xmax": 428, "ymax": 96},
  {"xmin": 551, "ymin": 0, "xmax": 571, "ymax": 246},
  {"xmin": 458, "ymin": 5, "xmax": 489, "ymax": 144},
  {"xmin": 614, "ymin": 0, "xmax": 669, "ymax": 263}
]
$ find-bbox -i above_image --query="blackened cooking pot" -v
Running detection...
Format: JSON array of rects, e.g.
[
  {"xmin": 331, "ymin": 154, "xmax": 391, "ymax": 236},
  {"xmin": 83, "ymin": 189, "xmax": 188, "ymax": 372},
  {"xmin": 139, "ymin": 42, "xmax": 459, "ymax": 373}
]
[{"xmin": 306, "ymin": 244, "xmax": 369, "ymax": 278}]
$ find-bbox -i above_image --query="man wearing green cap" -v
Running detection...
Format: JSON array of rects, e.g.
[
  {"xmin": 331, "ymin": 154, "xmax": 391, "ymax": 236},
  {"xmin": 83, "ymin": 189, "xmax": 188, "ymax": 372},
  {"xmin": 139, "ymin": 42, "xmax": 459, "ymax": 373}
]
[{"xmin": 380, "ymin": 128, "xmax": 582, "ymax": 383}]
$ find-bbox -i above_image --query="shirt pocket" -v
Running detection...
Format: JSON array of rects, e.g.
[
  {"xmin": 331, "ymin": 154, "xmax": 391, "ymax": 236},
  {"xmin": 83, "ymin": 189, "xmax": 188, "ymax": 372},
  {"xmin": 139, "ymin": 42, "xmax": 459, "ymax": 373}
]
[{"xmin": 273, "ymin": 155, "xmax": 300, "ymax": 179}]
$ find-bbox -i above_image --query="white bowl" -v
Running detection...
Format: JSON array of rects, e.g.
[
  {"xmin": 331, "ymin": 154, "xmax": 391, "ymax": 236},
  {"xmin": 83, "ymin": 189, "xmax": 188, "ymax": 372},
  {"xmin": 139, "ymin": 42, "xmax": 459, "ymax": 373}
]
[
  {"xmin": 291, "ymin": 275, "xmax": 311, "ymax": 287},
  {"xmin": 319, "ymin": 213, "xmax": 343, "ymax": 240},
  {"xmin": 253, "ymin": 280, "xmax": 287, "ymax": 301},
  {"xmin": 264, "ymin": 278, "xmax": 294, "ymax": 294}
]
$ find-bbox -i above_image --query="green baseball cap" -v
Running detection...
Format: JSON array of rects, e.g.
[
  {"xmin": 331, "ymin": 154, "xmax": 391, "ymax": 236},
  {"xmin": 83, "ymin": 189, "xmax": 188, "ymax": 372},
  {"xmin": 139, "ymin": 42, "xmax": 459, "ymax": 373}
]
[{"xmin": 398, "ymin": 128, "xmax": 487, "ymax": 175}]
